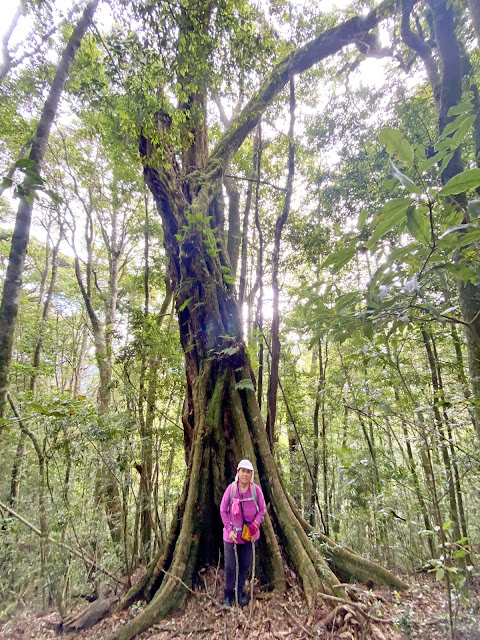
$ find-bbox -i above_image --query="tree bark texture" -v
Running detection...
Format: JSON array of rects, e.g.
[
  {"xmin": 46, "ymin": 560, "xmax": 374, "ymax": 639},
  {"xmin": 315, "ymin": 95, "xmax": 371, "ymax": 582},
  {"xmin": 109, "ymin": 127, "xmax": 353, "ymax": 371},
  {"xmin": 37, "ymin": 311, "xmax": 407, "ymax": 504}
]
[{"xmin": 0, "ymin": 0, "xmax": 100, "ymax": 418}]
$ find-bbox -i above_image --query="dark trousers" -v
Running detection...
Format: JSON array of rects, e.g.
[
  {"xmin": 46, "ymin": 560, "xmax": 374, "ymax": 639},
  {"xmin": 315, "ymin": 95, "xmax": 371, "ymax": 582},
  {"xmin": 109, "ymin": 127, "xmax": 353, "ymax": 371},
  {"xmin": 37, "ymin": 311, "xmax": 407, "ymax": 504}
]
[{"xmin": 223, "ymin": 540, "xmax": 254, "ymax": 598}]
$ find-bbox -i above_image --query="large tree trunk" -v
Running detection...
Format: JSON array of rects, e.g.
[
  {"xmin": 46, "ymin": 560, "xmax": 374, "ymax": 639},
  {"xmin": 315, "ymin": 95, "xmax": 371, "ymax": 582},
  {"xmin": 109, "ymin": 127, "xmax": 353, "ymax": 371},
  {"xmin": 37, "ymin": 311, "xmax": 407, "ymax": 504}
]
[
  {"xmin": 0, "ymin": 0, "xmax": 99, "ymax": 419},
  {"xmin": 106, "ymin": 4, "xmax": 408, "ymax": 638}
]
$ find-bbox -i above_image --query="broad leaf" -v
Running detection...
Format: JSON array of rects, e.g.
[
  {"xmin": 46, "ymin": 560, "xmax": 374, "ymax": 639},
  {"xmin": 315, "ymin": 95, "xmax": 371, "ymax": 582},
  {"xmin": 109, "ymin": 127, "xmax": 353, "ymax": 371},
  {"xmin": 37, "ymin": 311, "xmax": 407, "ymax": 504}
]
[
  {"xmin": 418, "ymin": 149, "xmax": 447, "ymax": 174},
  {"xmin": 439, "ymin": 113, "xmax": 472, "ymax": 140},
  {"xmin": 24, "ymin": 168, "xmax": 45, "ymax": 184},
  {"xmin": 379, "ymin": 127, "xmax": 413, "ymax": 164},
  {"xmin": 447, "ymin": 101, "xmax": 472, "ymax": 116},
  {"xmin": 322, "ymin": 246, "xmax": 356, "ymax": 273},
  {"xmin": 467, "ymin": 199, "xmax": 480, "ymax": 218},
  {"xmin": 369, "ymin": 197, "xmax": 412, "ymax": 245},
  {"xmin": 15, "ymin": 158, "xmax": 36, "ymax": 169},
  {"xmin": 407, "ymin": 207, "xmax": 431, "ymax": 244},
  {"xmin": 452, "ymin": 115, "xmax": 475, "ymax": 147},
  {"xmin": 440, "ymin": 168, "xmax": 480, "ymax": 195}
]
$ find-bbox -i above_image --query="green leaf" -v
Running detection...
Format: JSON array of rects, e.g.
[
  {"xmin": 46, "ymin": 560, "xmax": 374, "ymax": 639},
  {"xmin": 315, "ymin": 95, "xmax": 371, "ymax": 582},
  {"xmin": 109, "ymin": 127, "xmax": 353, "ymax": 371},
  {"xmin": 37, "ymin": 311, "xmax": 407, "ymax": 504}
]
[
  {"xmin": 452, "ymin": 115, "xmax": 475, "ymax": 147},
  {"xmin": 442, "ymin": 520, "xmax": 453, "ymax": 531},
  {"xmin": 336, "ymin": 291, "xmax": 360, "ymax": 311},
  {"xmin": 357, "ymin": 208, "xmax": 369, "ymax": 230},
  {"xmin": 369, "ymin": 198, "xmax": 412, "ymax": 245},
  {"xmin": 436, "ymin": 568, "xmax": 445, "ymax": 581},
  {"xmin": 378, "ymin": 401, "xmax": 392, "ymax": 413},
  {"xmin": 379, "ymin": 128, "xmax": 413, "ymax": 164},
  {"xmin": 407, "ymin": 207, "xmax": 431, "ymax": 244},
  {"xmin": 362, "ymin": 321, "xmax": 373, "ymax": 340},
  {"xmin": 322, "ymin": 246, "xmax": 356, "ymax": 273},
  {"xmin": 439, "ymin": 223, "xmax": 474, "ymax": 240},
  {"xmin": 1, "ymin": 177, "xmax": 13, "ymax": 189},
  {"xmin": 235, "ymin": 378, "xmax": 254, "ymax": 391},
  {"xmin": 25, "ymin": 169, "xmax": 44, "ymax": 184},
  {"xmin": 15, "ymin": 158, "xmax": 36, "ymax": 169},
  {"xmin": 467, "ymin": 200, "xmax": 480, "ymax": 218},
  {"xmin": 440, "ymin": 113, "xmax": 471, "ymax": 140},
  {"xmin": 440, "ymin": 169, "xmax": 480, "ymax": 196},
  {"xmin": 418, "ymin": 149, "xmax": 446, "ymax": 174},
  {"xmin": 439, "ymin": 152, "xmax": 454, "ymax": 174},
  {"xmin": 45, "ymin": 189, "xmax": 63, "ymax": 205},
  {"xmin": 178, "ymin": 297, "xmax": 193, "ymax": 312},
  {"xmin": 447, "ymin": 101, "xmax": 472, "ymax": 116},
  {"xmin": 220, "ymin": 346, "xmax": 239, "ymax": 356},
  {"xmin": 452, "ymin": 549, "xmax": 467, "ymax": 559}
]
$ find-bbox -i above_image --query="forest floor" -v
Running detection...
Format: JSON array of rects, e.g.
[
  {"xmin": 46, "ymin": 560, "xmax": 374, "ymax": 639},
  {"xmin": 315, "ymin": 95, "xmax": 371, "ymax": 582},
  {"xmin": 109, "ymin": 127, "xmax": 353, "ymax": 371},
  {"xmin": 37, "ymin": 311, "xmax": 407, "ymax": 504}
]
[{"xmin": 2, "ymin": 566, "xmax": 480, "ymax": 640}]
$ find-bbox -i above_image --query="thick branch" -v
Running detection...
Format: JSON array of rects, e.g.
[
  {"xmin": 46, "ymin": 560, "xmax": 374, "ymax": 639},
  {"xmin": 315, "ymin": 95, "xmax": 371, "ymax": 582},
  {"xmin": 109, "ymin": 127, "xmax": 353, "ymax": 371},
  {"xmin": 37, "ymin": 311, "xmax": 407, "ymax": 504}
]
[
  {"xmin": 207, "ymin": 0, "xmax": 397, "ymax": 176},
  {"xmin": 401, "ymin": 0, "xmax": 441, "ymax": 108}
]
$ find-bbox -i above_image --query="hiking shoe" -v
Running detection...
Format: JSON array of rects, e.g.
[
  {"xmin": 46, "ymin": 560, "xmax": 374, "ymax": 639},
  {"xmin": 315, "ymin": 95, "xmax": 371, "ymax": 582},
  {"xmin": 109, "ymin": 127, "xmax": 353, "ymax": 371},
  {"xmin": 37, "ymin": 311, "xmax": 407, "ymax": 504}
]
[{"xmin": 222, "ymin": 596, "xmax": 232, "ymax": 607}]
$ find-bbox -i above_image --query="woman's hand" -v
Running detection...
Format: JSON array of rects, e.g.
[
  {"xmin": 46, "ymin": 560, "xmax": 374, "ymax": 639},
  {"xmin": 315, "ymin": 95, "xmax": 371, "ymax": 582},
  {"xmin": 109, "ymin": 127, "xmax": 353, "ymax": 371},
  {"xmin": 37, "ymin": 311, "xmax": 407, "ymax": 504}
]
[
  {"xmin": 248, "ymin": 522, "xmax": 258, "ymax": 536},
  {"xmin": 229, "ymin": 530, "xmax": 237, "ymax": 543}
]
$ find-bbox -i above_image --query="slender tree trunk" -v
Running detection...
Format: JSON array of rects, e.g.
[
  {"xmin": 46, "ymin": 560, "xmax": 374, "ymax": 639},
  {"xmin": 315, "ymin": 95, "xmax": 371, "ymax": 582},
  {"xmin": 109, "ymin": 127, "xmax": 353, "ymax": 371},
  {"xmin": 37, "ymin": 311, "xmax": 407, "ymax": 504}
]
[
  {"xmin": 386, "ymin": 342, "xmax": 436, "ymax": 557},
  {"xmin": 430, "ymin": 333, "xmax": 470, "ymax": 555},
  {"xmin": 31, "ymin": 232, "xmax": 62, "ymax": 394},
  {"xmin": 311, "ymin": 339, "xmax": 328, "ymax": 531},
  {"xmin": 136, "ymin": 192, "xmax": 152, "ymax": 563},
  {"xmin": 421, "ymin": 330, "xmax": 462, "ymax": 546},
  {"xmin": 0, "ymin": 0, "xmax": 99, "ymax": 418},
  {"xmin": 0, "ymin": 0, "xmax": 25, "ymax": 82},
  {"xmin": 254, "ymin": 142, "xmax": 264, "ymax": 410},
  {"xmin": 266, "ymin": 76, "xmax": 295, "ymax": 449},
  {"xmin": 73, "ymin": 322, "xmax": 89, "ymax": 396},
  {"xmin": 468, "ymin": 0, "xmax": 480, "ymax": 44},
  {"xmin": 238, "ymin": 124, "xmax": 261, "ymax": 331},
  {"xmin": 8, "ymin": 430, "xmax": 26, "ymax": 507},
  {"xmin": 450, "ymin": 319, "xmax": 478, "ymax": 433}
]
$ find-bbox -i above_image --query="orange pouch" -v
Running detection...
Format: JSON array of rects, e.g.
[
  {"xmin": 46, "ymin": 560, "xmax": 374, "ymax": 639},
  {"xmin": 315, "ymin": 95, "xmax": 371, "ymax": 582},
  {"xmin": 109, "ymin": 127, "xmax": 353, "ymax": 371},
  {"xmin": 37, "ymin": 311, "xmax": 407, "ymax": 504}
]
[{"xmin": 241, "ymin": 524, "xmax": 251, "ymax": 542}]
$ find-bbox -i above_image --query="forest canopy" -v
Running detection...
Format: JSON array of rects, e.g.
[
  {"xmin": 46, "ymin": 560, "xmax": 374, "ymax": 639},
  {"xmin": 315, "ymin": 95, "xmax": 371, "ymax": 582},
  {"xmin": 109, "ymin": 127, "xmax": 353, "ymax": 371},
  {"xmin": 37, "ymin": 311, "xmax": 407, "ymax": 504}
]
[{"xmin": 1, "ymin": 0, "xmax": 480, "ymax": 638}]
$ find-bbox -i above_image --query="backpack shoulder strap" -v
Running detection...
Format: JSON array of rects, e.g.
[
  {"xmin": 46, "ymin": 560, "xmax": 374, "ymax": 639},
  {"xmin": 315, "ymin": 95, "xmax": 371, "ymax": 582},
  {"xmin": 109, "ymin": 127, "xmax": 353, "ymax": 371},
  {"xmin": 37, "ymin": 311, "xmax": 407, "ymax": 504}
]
[
  {"xmin": 251, "ymin": 482, "xmax": 259, "ymax": 512},
  {"xmin": 228, "ymin": 481, "xmax": 237, "ymax": 512}
]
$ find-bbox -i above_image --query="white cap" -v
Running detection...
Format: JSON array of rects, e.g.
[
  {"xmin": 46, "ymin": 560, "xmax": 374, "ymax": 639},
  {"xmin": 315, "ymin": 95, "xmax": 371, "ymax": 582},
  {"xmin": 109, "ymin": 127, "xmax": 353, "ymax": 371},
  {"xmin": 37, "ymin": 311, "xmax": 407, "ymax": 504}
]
[{"xmin": 235, "ymin": 459, "xmax": 254, "ymax": 483}]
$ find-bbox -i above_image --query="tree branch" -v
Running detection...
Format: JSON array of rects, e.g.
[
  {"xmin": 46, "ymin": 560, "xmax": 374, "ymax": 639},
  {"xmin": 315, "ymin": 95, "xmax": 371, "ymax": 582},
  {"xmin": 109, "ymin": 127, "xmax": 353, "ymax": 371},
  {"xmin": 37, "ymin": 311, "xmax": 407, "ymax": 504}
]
[{"xmin": 207, "ymin": 0, "xmax": 398, "ymax": 175}]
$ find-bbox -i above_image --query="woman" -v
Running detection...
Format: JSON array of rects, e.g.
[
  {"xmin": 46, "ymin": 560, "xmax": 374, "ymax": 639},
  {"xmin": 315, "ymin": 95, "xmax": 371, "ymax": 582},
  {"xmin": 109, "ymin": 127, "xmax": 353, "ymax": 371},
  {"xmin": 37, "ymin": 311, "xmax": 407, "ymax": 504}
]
[{"xmin": 219, "ymin": 459, "xmax": 265, "ymax": 607}]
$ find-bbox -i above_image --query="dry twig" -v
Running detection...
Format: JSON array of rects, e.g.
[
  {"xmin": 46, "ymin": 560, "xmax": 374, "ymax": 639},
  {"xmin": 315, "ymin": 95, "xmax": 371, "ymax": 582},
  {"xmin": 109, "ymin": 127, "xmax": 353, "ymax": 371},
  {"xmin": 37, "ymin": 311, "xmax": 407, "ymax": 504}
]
[{"xmin": 279, "ymin": 603, "xmax": 315, "ymax": 638}]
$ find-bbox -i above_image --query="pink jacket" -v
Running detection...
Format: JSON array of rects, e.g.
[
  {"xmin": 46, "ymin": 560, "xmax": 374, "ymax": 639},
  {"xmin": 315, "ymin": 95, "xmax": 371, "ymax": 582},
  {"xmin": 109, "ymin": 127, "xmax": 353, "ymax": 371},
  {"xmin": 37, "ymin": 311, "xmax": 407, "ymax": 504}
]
[{"xmin": 220, "ymin": 482, "xmax": 266, "ymax": 544}]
